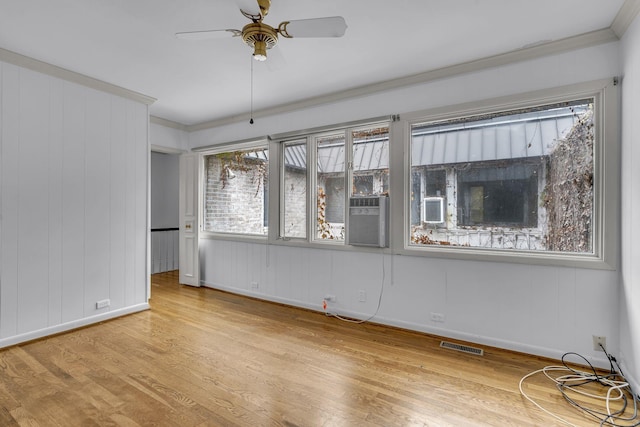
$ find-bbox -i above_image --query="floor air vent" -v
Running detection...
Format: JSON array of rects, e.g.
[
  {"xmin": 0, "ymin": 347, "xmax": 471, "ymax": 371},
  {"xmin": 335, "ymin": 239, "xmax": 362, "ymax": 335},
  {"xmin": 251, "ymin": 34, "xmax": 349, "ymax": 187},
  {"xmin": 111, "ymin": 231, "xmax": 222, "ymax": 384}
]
[{"xmin": 440, "ymin": 341, "xmax": 484, "ymax": 356}]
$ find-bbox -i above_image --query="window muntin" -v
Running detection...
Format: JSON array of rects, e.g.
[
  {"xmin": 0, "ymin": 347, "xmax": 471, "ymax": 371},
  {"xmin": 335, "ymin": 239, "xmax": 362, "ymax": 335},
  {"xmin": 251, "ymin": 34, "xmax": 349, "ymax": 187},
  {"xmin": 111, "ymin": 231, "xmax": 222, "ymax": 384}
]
[
  {"xmin": 282, "ymin": 139, "xmax": 307, "ymax": 239},
  {"xmin": 203, "ymin": 146, "xmax": 269, "ymax": 236},
  {"xmin": 409, "ymin": 100, "xmax": 594, "ymax": 253}
]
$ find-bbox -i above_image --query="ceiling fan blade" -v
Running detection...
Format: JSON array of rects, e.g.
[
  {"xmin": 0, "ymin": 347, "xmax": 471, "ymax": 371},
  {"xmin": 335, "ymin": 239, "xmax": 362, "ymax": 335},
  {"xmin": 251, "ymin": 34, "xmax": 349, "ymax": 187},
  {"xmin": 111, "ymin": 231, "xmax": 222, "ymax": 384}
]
[
  {"xmin": 175, "ymin": 29, "xmax": 241, "ymax": 40},
  {"xmin": 279, "ymin": 16, "xmax": 347, "ymax": 38},
  {"xmin": 235, "ymin": 0, "xmax": 262, "ymax": 20}
]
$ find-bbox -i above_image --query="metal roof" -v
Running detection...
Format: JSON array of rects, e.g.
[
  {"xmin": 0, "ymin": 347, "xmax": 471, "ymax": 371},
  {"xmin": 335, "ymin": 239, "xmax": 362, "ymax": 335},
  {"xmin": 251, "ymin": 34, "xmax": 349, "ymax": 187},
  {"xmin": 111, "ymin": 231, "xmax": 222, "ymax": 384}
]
[
  {"xmin": 282, "ymin": 106, "xmax": 586, "ymax": 173},
  {"xmin": 411, "ymin": 107, "xmax": 584, "ymax": 167}
]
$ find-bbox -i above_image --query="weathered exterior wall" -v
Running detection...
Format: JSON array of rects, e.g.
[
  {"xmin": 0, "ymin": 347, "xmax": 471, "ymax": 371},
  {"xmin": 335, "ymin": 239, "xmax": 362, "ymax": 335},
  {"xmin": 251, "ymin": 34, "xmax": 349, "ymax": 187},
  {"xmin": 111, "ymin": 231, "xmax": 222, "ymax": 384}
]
[
  {"xmin": 204, "ymin": 156, "xmax": 267, "ymax": 235},
  {"xmin": 543, "ymin": 108, "xmax": 594, "ymax": 252},
  {"xmin": 283, "ymin": 167, "xmax": 307, "ymax": 238}
]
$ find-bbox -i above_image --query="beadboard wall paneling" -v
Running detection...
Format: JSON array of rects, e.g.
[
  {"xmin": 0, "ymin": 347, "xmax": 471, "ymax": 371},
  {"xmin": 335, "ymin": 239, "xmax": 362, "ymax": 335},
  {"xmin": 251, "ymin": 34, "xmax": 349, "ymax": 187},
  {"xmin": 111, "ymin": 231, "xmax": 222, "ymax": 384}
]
[
  {"xmin": 620, "ymin": 11, "xmax": 640, "ymax": 397},
  {"xmin": 0, "ymin": 60, "xmax": 150, "ymax": 347}
]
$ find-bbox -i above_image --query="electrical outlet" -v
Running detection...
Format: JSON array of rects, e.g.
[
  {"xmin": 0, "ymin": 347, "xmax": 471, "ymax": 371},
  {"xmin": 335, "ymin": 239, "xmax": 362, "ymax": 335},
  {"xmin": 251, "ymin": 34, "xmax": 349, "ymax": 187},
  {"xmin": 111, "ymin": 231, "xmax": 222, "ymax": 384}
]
[
  {"xmin": 250, "ymin": 281, "xmax": 259, "ymax": 289},
  {"xmin": 324, "ymin": 294, "xmax": 336, "ymax": 302},
  {"xmin": 430, "ymin": 312, "xmax": 445, "ymax": 323},
  {"xmin": 592, "ymin": 335, "xmax": 606, "ymax": 351},
  {"xmin": 358, "ymin": 290, "xmax": 366, "ymax": 302},
  {"xmin": 96, "ymin": 299, "xmax": 110, "ymax": 309}
]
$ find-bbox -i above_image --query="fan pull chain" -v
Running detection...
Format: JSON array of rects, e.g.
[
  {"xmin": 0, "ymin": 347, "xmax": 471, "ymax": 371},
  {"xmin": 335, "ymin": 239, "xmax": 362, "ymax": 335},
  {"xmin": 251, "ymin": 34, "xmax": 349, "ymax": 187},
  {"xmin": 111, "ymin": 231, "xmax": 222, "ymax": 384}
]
[{"xmin": 249, "ymin": 55, "xmax": 254, "ymax": 125}]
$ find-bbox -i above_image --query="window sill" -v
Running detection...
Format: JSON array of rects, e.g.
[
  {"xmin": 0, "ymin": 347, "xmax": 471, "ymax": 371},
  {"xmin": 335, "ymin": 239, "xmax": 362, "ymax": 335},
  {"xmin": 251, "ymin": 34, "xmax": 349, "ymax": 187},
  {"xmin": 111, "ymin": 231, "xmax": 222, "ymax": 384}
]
[{"xmin": 401, "ymin": 243, "xmax": 615, "ymax": 270}]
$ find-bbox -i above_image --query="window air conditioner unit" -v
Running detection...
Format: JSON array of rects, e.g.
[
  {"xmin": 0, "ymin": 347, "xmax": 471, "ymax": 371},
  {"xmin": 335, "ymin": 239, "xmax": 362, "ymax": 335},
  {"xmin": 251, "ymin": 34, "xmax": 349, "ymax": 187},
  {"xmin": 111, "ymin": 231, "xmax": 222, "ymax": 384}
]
[
  {"xmin": 422, "ymin": 197, "xmax": 445, "ymax": 223},
  {"xmin": 347, "ymin": 196, "xmax": 389, "ymax": 248}
]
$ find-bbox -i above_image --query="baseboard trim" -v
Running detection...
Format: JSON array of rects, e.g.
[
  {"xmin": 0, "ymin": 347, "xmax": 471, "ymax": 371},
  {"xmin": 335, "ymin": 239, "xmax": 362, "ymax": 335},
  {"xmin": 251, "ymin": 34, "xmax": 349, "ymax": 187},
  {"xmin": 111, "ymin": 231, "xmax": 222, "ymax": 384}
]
[
  {"xmin": 0, "ymin": 303, "xmax": 150, "ymax": 349},
  {"xmin": 200, "ymin": 280, "xmax": 612, "ymax": 369}
]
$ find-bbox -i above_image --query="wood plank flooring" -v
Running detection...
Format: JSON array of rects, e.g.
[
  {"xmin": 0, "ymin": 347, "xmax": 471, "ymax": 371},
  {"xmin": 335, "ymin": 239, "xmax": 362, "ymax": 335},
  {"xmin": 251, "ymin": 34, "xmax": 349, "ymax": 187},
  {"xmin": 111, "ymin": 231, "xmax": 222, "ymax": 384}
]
[{"xmin": 0, "ymin": 271, "xmax": 623, "ymax": 426}]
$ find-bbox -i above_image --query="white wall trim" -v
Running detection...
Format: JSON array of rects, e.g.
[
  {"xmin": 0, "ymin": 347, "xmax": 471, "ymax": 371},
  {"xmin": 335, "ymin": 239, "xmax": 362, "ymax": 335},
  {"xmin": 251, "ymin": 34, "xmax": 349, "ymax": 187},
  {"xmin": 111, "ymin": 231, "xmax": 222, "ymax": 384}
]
[
  {"xmin": 625, "ymin": 371, "xmax": 640, "ymax": 403},
  {"xmin": 150, "ymin": 115, "xmax": 188, "ymax": 131},
  {"xmin": 0, "ymin": 47, "xmax": 156, "ymax": 105},
  {"xmin": 187, "ymin": 28, "xmax": 618, "ymax": 131},
  {"xmin": 201, "ymin": 280, "xmax": 612, "ymax": 369},
  {"xmin": 612, "ymin": 0, "xmax": 640, "ymax": 38},
  {"xmin": 201, "ymin": 281, "xmax": 321, "ymax": 312},
  {"xmin": 374, "ymin": 316, "xmax": 613, "ymax": 370},
  {"xmin": 0, "ymin": 303, "xmax": 150, "ymax": 349},
  {"xmin": 151, "ymin": 144, "xmax": 186, "ymax": 154}
]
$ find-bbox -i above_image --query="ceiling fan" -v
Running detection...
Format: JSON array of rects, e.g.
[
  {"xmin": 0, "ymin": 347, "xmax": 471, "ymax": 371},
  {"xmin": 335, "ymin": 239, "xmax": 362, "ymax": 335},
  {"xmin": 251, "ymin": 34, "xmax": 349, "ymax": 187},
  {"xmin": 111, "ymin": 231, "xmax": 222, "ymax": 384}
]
[{"xmin": 175, "ymin": 0, "xmax": 348, "ymax": 61}]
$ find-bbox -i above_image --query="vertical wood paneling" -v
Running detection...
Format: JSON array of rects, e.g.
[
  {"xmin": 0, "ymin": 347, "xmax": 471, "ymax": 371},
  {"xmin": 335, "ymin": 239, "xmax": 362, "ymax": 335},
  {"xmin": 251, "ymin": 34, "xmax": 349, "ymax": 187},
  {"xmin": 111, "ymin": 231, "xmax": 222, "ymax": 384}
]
[
  {"xmin": 123, "ymin": 101, "xmax": 138, "ymax": 306},
  {"xmin": 134, "ymin": 103, "xmax": 148, "ymax": 303},
  {"xmin": 84, "ymin": 89, "xmax": 111, "ymax": 314},
  {"xmin": 48, "ymin": 77, "xmax": 64, "ymax": 326},
  {"xmin": 166, "ymin": 230, "xmax": 179, "ymax": 272},
  {"xmin": 0, "ymin": 59, "xmax": 149, "ymax": 347},
  {"xmin": 620, "ymin": 17, "xmax": 640, "ymax": 389},
  {"xmin": 150, "ymin": 231, "xmax": 179, "ymax": 273},
  {"xmin": 17, "ymin": 69, "xmax": 50, "ymax": 333},
  {"xmin": 0, "ymin": 63, "xmax": 20, "ymax": 338},
  {"xmin": 61, "ymin": 81, "xmax": 86, "ymax": 323},
  {"xmin": 235, "ymin": 242, "xmax": 248, "ymax": 290},
  {"xmin": 109, "ymin": 97, "xmax": 127, "ymax": 309}
]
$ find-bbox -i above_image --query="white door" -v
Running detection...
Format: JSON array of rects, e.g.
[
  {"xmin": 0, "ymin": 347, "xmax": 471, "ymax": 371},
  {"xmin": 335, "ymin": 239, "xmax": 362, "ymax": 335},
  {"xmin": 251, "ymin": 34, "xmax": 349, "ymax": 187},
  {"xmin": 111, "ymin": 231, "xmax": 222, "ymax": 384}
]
[{"xmin": 179, "ymin": 153, "xmax": 200, "ymax": 286}]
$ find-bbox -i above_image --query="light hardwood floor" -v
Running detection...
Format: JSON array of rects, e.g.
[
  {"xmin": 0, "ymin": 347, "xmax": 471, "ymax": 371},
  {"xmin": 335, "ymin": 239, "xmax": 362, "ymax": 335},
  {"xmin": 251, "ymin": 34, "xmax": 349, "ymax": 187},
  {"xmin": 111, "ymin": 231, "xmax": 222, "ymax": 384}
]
[{"xmin": 0, "ymin": 271, "xmax": 619, "ymax": 426}]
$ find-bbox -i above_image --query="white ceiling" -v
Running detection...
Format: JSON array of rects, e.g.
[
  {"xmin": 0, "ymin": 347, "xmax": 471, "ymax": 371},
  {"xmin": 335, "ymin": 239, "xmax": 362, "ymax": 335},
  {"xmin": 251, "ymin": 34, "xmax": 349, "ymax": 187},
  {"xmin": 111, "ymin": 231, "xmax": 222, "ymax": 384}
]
[{"xmin": 0, "ymin": 0, "xmax": 630, "ymax": 126}]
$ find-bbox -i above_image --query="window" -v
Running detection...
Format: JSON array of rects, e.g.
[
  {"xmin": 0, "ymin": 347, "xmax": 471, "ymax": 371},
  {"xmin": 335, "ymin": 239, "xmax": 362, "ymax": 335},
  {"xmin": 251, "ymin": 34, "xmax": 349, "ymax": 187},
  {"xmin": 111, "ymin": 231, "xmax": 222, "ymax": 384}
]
[
  {"xmin": 201, "ymin": 79, "xmax": 616, "ymax": 268},
  {"xmin": 203, "ymin": 145, "xmax": 269, "ymax": 236},
  {"xmin": 409, "ymin": 100, "xmax": 595, "ymax": 253},
  {"xmin": 314, "ymin": 124, "xmax": 390, "ymax": 242},
  {"xmin": 282, "ymin": 139, "xmax": 307, "ymax": 239}
]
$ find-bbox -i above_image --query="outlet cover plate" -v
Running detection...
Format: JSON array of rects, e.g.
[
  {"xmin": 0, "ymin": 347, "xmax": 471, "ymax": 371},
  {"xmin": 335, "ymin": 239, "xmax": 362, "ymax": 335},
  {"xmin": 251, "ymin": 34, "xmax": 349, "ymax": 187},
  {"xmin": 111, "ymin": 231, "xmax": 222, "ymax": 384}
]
[
  {"xmin": 592, "ymin": 335, "xmax": 606, "ymax": 351},
  {"xmin": 96, "ymin": 299, "xmax": 110, "ymax": 309},
  {"xmin": 430, "ymin": 312, "xmax": 445, "ymax": 323}
]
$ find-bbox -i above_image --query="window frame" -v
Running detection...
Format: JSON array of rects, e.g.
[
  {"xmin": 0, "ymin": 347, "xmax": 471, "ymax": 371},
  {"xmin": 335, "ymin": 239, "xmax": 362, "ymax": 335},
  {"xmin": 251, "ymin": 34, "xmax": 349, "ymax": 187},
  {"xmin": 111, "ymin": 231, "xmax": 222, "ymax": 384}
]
[
  {"xmin": 199, "ymin": 138, "xmax": 271, "ymax": 242},
  {"xmin": 399, "ymin": 78, "xmax": 618, "ymax": 269},
  {"xmin": 197, "ymin": 79, "xmax": 617, "ymax": 270},
  {"xmin": 307, "ymin": 122, "xmax": 392, "ymax": 245},
  {"xmin": 279, "ymin": 137, "xmax": 310, "ymax": 241},
  {"xmin": 310, "ymin": 129, "xmax": 349, "ymax": 245}
]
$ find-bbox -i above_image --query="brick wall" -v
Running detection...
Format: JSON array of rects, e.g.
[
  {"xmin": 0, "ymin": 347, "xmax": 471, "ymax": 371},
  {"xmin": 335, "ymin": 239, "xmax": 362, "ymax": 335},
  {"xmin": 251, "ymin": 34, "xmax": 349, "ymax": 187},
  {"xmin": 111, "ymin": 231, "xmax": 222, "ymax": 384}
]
[
  {"xmin": 204, "ymin": 155, "xmax": 267, "ymax": 235},
  {"xmin": 283, "ymin": 167, "xmax": 307, "ymax": 238}
]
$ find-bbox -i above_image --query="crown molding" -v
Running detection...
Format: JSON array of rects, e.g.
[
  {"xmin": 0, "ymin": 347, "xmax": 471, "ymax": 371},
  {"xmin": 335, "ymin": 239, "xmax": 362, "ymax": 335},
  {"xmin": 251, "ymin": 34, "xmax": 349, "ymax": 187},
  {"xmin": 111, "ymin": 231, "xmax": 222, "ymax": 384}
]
[
  {"xmin": 186, "ymin": 27, "xmax": 618, "ymax": 132},
  {"xmin": 150, "ymin": 144, "xmax": 186, "ymax": 154},
  {"xmin": 0, "ymin": 47, "xmax": 156, "ymax": 105},
  {"xmin": 150, "ymin": 115, "xmax": 188, "ymax": 131},
  {"xmin": 612, "ymin": 0, "xmax": 640, "ymax": 38}
]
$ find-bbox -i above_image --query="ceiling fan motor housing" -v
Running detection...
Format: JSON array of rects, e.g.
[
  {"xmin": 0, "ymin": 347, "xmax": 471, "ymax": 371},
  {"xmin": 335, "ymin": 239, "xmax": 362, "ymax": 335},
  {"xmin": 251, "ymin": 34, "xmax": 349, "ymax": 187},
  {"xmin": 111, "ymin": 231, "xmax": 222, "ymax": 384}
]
[{"xmin": 242, "ymin": 22, "xmax": 278, "ymax": 50}]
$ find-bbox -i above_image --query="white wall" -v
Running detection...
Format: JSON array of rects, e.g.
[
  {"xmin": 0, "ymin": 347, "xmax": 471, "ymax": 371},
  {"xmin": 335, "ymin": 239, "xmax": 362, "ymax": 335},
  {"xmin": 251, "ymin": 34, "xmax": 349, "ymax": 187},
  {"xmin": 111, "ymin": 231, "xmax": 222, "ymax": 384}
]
[
  {"xmin": 150, "ymin": 151, "xmax": 180, "ymax": 273},
  {"xmin": 151, "ymin": 121, "xmax": 189, "ymax": 153},
  {"xmin": 151, "ymin": 151, "xmax": 179, "ymax": 229},
  {"xmin": 192, "ymin": 41, "xmax": 623, "ymax": 368},
  {"xmin": 190, "ymin": 42, "xmax": 621, "ymax": 147},
  {"xmin": 0, "ymin": 59, "xmax": 150, "ymax": 347},
  {"xmin": 620, "ymin": 16, "xmax": 640, "ymax": 394}
]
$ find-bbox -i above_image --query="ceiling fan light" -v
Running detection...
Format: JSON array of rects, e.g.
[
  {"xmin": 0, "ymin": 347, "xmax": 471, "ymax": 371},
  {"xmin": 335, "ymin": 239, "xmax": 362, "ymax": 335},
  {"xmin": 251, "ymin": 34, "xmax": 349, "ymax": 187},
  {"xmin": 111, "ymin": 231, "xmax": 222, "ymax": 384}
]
[{"xmin": 253, "ymin": 40, "xmax": 267, "ymax": 61}]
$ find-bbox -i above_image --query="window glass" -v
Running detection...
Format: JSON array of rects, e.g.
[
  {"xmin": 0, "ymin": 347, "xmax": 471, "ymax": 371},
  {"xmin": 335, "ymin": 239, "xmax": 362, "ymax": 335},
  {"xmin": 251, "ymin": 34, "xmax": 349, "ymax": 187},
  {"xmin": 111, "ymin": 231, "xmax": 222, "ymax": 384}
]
[
  {"xmin": 282, "ymin": 140, "xmax": 307, "ymax": 239},
  {"xmin": 203, "ymin": 146, "xmax": 268, "ymax": 236},
  {"xmin": 410, "ymin": 100, "xmax": 594, "ymax": 253},
  {"xmin": 352, "ymin": 126, "xmax": 390, "ymax": 197},
  {"xmin": 316, "ymin": 134, "xmax": 345, "ymax": 240}
]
